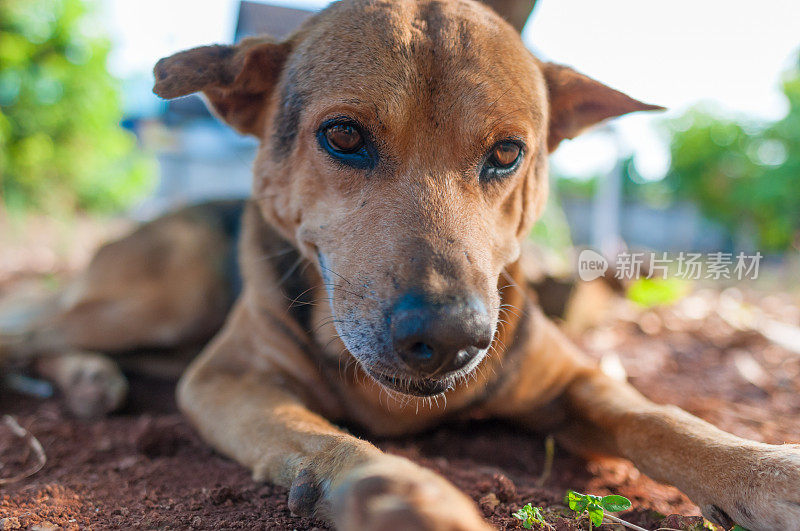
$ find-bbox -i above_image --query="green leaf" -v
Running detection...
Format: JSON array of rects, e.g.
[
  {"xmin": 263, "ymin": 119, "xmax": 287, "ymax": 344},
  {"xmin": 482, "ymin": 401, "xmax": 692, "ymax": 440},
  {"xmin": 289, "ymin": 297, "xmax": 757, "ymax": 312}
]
[
  {"xmin": 567, "ymin": 490, "xmax": 589, "ymax": 512},
  {"xmin": 731, "ymin": 526, "xmax": 751, "ymax": 531},
  {"xmin": 512, "ymin": 504, "xmax": 536, "ymax": 529},
  {"xmin": 587, "ymin": 505, "xmax": 605, "ymax": 527},
  {"xmin": 601, "ymin": 494, "xmax": 632, "ymax": 512}
]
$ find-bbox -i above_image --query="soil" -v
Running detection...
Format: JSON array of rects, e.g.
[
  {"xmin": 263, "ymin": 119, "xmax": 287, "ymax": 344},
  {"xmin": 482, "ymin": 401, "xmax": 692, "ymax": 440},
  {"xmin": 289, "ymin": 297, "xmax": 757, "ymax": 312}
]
[{"xmin": 1, "ymin": 287, "xmax": 799, "ymax": 530}]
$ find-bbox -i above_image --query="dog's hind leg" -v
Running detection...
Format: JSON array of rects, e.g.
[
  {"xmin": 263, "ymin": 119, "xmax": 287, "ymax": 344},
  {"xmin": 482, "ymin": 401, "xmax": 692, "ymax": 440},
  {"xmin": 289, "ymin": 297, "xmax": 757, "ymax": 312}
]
[
  {"xmin": 0, "ymin": 283, "xmax": 130, "ymax": 417},
  {"xmin": 1, "ymin": 201, "xmax": 244, "ymax": 416}
]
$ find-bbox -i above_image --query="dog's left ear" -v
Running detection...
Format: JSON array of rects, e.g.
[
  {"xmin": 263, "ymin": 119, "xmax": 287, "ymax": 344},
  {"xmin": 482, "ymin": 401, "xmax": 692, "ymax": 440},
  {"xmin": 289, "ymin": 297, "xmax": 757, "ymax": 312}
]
[
  {"xmin": 153, "ymin": 37, "xmax": 292, "ymax": 137},
  {"xmin": 542, "ymin": 62, "xmax": 664, "ymax": 152}
]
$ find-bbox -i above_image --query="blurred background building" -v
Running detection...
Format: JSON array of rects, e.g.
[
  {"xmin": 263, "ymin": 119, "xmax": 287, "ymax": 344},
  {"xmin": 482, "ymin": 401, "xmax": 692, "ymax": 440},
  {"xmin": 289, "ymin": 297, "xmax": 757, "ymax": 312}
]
[{"xmin": 126, "ymin": 2, "xmax": 315, "ymax": 218}]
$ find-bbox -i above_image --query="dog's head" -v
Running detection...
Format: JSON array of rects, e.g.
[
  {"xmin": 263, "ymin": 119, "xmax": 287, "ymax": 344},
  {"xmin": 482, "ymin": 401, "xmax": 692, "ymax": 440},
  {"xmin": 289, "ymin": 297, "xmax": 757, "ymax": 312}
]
[{"xmin": 154, "ymin": 0, "xmax": 660, "ymax": 396}]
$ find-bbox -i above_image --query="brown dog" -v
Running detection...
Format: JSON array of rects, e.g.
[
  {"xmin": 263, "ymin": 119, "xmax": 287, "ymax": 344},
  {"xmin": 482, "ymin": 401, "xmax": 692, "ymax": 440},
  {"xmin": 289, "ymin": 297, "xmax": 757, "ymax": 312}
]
[{"xmin": 3, "ymin": 1, "xmax": 799, "ymax": 529}]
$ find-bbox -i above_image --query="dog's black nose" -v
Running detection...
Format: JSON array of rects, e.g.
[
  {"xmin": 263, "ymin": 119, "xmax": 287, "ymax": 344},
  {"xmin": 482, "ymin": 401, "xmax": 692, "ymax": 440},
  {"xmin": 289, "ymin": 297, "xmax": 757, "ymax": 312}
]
[{"xmin": 390, "ymin": 292, "xmax": 492, "ymax": 377}]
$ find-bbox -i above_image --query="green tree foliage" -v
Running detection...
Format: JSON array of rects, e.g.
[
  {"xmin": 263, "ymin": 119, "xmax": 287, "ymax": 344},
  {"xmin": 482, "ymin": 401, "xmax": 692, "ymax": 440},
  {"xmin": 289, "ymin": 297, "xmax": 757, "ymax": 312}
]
[
  {"xmin": 0, "ymin": 0, "xmax": 153, "ymax": 213},
  {"xmin": 666, "ymin": 53, "xmax": 800, "ymax": 251}
]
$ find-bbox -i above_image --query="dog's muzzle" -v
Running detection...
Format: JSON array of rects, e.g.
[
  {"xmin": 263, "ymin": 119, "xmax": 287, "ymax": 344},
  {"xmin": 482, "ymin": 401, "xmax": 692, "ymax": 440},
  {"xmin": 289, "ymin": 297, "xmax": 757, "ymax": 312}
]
[{"xmin": 389, "ymin": 291, "xmax": 492, "ymax": 379}]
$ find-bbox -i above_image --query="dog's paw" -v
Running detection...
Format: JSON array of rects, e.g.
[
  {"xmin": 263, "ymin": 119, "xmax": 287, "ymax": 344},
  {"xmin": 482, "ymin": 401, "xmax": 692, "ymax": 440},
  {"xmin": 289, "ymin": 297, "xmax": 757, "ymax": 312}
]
[
  {"xmin": 697, "ymin": 444, "xmax": 800, "ymax": 531},
  {"xmin": 330, "ymin": 456, "xmax": 493, "ymax": 531},
  {"xmin": 39, "ymin": 352, "xmax": 128, "ymax": 418}
]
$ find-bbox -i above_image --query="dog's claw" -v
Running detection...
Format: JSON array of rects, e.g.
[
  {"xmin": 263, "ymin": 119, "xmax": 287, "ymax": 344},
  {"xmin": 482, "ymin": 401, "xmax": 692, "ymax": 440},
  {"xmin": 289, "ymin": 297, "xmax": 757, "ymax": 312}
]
[
  {"xmin": 288, "ymin": 468, "xmax": 324, "ymax": 517},
  {"xmin": 701, "ymin": 505, "xmax": 734, "ymax": 528}
]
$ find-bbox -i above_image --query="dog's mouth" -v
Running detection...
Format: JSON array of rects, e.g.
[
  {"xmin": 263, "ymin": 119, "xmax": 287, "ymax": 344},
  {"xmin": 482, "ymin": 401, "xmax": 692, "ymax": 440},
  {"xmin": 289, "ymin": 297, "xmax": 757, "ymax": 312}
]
[{"xmin": 366, "ymin": 369, "xmax": 453, "ymax": 397}]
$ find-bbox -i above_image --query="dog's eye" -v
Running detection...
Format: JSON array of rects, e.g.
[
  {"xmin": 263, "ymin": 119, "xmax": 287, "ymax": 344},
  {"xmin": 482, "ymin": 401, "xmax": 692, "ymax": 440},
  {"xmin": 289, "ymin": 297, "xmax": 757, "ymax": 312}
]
[
  {"xmin": 324, "ymin": 124, "xmax": 364, "ymax": 153},
  {"xmin": 490, "ymin": 142, "xmax": 521, "ymax": 168},
  {"xmin": 481, "ymin": 141, "xmax": 524, "ymax": 181},
  {"xmin": 317, "ymin": 120, "xmax": 376, "ymax": 170}
]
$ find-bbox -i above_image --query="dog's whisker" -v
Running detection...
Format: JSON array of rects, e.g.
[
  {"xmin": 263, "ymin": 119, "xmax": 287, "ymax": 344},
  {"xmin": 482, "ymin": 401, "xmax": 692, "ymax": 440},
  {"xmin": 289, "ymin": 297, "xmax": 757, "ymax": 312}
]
[
  {"xmin": 282, "ymin": 281, "xmax": 330, "ymax": 304},
  {"xmin": 318, "ymin": 263, "xmax": 354, "ymax": 287},
  {"xmin": 312, "ymin": 318, "xmax": 352, "ymax": 337},
  {"xmin": 276, "ymin": 255, "xmax": 305, "ymax": 287},
  {"xmin": 500, "ymin": 268, "xmax": 531, "ymax": 305},
  {"xmin": 253, "ymin": 246, "xmax": 299, "ymax": 263},
  {"xmin": 320, "ymin": 282, "xmax": 381, "ymax": 303},
  {"xmin": 497, "ymin": 303, "xmax": 521, "ymax": 317},
  {"xmin": 287, "ymin": 298, "xmax": 327, "ymax": 309},
  {"xmin": 322, "ymin": 334, "xmax": 346, "ymax": 353}
]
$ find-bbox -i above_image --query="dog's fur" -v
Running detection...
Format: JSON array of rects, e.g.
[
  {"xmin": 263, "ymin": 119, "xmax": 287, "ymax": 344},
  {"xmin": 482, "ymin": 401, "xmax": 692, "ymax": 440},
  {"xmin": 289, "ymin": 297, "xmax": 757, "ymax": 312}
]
[{"xmin": 2, "ymin": 1, "xmax": 799, "ymax": 529}]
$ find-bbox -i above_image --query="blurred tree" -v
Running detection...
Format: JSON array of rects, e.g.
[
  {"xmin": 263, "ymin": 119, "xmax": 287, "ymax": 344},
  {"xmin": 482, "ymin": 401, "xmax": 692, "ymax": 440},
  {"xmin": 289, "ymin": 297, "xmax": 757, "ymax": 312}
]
[
  {"xmin": 666, "ymin": 53, "xmax": 800, "ymax": 251},
  {"xmin": 0, "ymin": 0, "xmax": 153, "ymax": 213}
]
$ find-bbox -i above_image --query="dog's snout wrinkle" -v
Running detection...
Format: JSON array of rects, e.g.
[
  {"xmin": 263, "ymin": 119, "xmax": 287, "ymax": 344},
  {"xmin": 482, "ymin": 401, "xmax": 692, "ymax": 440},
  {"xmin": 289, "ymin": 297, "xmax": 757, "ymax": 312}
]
[{"xmin": 390, "ymin": 292, "xmax": 492, "ymax": 378}]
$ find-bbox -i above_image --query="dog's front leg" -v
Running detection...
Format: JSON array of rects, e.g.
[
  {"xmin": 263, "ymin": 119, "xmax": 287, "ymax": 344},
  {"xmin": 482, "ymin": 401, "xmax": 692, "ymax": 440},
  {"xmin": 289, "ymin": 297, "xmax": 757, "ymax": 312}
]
[
  {"xmin": 498, "ymin": 313, "xmax": 799, "ymax": 530},
  {"xmin": 562, "ymin": 371, "xmax": 800, "ymax": 530},
  {"xmin": 178, "ymin": 320, "xmax": 491, "ymax": 530},
  {"xmin": 511, "ymin": 311, "xmax": 800, "ymax": 530}
]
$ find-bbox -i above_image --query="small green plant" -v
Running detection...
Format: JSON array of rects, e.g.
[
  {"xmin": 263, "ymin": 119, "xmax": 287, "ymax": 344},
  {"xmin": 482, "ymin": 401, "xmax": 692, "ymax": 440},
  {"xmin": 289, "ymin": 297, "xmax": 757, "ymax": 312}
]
[
  {"xmin": 512, "ymin": 503, "xmax": 548, "ymax": 529},
  {"xmin": 626, "ymin": 277, "xmax": 690, "ymax": 308},
  {"xmin": 567, "ymin": 490, "xmax": 645, "ymax": 530}
]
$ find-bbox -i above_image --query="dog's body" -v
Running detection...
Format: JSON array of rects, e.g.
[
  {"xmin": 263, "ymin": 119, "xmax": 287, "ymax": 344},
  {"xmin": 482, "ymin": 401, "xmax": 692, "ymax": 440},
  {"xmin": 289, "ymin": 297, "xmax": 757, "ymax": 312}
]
[{"xmin": 2, "ymin": 1, "xmax": 799, "ymax": 529}]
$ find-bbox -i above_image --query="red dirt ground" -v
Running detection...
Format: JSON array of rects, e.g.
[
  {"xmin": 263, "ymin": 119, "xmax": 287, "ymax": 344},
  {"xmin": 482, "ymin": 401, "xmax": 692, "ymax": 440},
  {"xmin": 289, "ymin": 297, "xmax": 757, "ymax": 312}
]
[{"xmin": 1, "ymin": 288, "xmax": 799, "ymax": 530}]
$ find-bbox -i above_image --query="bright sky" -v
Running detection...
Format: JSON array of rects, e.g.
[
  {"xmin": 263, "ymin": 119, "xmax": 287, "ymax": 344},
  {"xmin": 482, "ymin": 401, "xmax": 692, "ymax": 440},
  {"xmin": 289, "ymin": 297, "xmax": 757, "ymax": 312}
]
[{"xmin": 105, "ymin": 0, "xmax": 800, "ymax": 180}]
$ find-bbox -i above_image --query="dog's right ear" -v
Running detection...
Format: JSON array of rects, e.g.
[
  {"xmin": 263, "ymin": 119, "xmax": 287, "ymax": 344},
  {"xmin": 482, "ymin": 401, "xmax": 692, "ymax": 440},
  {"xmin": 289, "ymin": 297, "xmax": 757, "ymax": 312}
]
[{"xmin": 153, "ymin": 38, "xmax": 292, "ymax": 137}]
